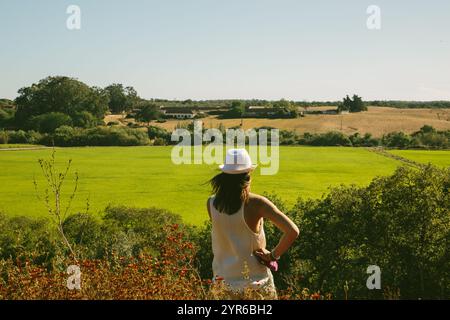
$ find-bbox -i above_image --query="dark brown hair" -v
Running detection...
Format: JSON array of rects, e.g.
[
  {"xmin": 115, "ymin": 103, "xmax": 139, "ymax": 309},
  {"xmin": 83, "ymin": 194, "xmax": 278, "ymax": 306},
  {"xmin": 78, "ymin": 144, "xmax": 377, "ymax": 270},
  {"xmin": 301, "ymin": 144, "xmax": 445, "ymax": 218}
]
[{"xmin": 210, "ymin": 172, "xmax": 251, "ymax": 215}]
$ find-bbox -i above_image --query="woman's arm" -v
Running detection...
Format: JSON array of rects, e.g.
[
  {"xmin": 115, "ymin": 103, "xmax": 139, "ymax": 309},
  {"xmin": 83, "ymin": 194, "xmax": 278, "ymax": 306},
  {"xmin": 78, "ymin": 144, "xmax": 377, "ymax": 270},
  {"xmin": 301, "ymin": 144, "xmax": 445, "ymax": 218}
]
[{"xmin": 253, "ymin": 195, "xmax": 299, "ymax": 262}]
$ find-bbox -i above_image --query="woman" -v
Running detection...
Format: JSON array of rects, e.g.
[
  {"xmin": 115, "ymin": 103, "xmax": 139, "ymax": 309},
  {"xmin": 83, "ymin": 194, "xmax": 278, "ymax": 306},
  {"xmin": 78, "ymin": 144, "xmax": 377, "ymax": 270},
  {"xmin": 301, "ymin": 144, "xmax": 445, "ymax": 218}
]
[{"xmin": 207, "ymin": 148, "xmax": 299, "ymax": 299}]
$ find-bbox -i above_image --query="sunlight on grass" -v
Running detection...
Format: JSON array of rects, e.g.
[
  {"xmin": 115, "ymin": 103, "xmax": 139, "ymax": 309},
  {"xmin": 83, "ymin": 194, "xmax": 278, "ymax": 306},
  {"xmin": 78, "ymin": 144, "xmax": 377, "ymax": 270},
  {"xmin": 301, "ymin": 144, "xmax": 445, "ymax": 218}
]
[{"xmin": 0, "ymin": 146, "xmax": 447, "ymax": 225}]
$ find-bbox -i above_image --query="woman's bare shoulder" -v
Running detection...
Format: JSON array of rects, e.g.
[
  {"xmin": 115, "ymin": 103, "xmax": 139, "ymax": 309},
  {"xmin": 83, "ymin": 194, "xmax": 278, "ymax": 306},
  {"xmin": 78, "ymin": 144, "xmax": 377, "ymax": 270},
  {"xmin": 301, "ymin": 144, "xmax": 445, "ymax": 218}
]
[{"xmin": 248, "ymin": 193, "xmax": 272, "ymax": 207}]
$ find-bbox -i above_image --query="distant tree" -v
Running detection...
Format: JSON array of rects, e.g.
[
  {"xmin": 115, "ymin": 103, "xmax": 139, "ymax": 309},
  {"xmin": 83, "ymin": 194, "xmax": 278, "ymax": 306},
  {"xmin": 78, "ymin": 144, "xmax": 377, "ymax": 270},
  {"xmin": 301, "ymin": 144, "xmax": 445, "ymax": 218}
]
[
  {"xmin": 223, "ymin": 101, "xmax": 245, "ymax": 118},
  {"xmin": 135, "ymin": 102, "xmax": 162, "ymax": 125},
  {"xmin": 104, "ymin": 84, "xmax": 139, "ymax": 114},
  {"xmin": 338, "ymin": 95, "xmax": 367, "ymax": 113},
  {"xmin": 273, "ymin": 99, "xmax": 292, "ymax": 110},
  {"xmin": 14, "ymin": 76, "xmax": 109, "ymax": 127},
  {"xmin": 350, "ymin": 94, "xmax": 367, "ymax": 112},
  {"xmin": 272, "ymin": 99, "xmax": 298, "ymax": 118}
]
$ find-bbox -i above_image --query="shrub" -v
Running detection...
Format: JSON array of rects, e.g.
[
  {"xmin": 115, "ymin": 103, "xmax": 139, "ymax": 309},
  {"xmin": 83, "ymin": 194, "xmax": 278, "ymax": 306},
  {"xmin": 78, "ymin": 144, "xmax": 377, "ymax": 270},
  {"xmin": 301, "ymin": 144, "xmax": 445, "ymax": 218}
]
[
  {"xmin": 308, "ymin": 131, "xmax": 352, "ymax": 146},
  {"xmin": 382, "ymin": 131, "xmax": 411, "ymax": 148},
  {"xmin": 409, "ymin": 126, "xmax": 449, "ymax": 149},
  {"xmin": 72, "ymin": 111, "xmax": 97, "ymax": 128},
  {"xmin": 292, "ymin": 165, "xmax": 450, "ymax": 299},
  {"xmin": 5, "ymin": 130, "xmax": 44, "ymax": 144},
  {"xmin": 0, "ymin": 225, "xmax": 207, "ymax": 300},
  {"xmin": 29, "ymin": 112, "xmax": 73, "ymax": 133},
  {"xmin": 49, "ymin": 126, "xmax": 150, "ymax": 146},
  {"xmin": 0, "ymin": 131, "xmax": 8, "ymax": 144},
  {"xmin": 349, "ymin": 133, "xmax": 380, "ymax": 147},
  {"xmin": 148, "ymin": 126, "xmax": 171, "ymax": 144},
  {"xmin": 0, "ymin": 214, "xmax": 62, "ymax": 268}
]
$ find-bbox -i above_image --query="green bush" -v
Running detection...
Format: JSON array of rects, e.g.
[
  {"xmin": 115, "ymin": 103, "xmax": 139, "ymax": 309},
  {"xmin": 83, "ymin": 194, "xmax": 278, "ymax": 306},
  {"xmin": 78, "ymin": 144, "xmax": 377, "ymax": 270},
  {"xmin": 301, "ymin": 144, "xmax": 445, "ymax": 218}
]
[
  {"xmin": 101, "ymin": 206, "xmax": 186, "ymax": 256},
  {"xmin": 4, "ymin": 130, "xmax": 44, "ymax": 144},
  {"xmin": 349, "ymin": 133, "xmax": 380, "ymax": 147},
  {"xmin": 51, "ymin": 126, "xmax": 150, "ymax": 146},
  {"xmin": 0, "ymin": 206, "xmax": 191, "ymax": 269},
  {"xmin": 29, "ymin": 112, "xmax": 73, "ymax": 133},
  {"xmin": 409, "ymin": 126, "xmax": 449, "ymax": 149},
  {"xmin": 307, "ymin": 131, "xmax": 352, "ymax": 146},
  {"xmin": 0, "ymin": 131, "xmax": 8, "ymax": 144},
  {"xmin": 148, "ymin": 126, "xmax": 171, "ymax": 145},
  {"xmin": 0, "ymin": 214, "xmax": 62, "ymax": 268},
  {"xmin": 72, "ymin": 111, "xmax": 98, "ymax": 128},
  {"xmin": 292, "ymin": 165, "xmax": 450, "ymax": 299},
  {"xmin": 381, "ymin": 131, "xmax": 412, "ymax": 148}
]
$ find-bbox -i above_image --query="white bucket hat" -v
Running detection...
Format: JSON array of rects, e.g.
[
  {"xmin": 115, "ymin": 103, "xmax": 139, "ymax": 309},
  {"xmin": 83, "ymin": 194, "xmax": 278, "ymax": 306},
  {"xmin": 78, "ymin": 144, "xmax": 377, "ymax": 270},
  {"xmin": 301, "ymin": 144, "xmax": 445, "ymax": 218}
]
[{"xmin": 219, "ymin": 148, "xmax": 257, "ymax": 174}]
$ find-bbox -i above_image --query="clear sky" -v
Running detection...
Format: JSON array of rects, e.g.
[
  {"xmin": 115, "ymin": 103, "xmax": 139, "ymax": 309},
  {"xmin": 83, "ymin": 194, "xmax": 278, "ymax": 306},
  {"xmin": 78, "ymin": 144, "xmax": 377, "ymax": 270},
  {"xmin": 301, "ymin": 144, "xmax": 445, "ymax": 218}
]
[{"xmin": 1, "ymin": 0, "xmax": 450, "ymax": 101}]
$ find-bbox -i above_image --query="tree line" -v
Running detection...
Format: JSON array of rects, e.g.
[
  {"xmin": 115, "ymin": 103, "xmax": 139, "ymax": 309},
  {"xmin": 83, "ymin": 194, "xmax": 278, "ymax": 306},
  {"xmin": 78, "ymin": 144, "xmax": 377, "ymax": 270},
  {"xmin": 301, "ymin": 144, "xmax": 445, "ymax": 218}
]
[{"xmin": 2, "ymin": 76, "xmax": 450, "ymax": 134}]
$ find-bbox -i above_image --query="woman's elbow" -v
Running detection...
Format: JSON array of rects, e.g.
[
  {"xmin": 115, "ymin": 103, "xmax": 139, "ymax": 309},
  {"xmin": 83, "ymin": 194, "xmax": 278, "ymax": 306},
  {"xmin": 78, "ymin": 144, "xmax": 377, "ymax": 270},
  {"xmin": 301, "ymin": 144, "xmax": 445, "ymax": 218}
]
[{"xmin": 290, "ymin": 225, "xmax": 300, "ymax": 240}]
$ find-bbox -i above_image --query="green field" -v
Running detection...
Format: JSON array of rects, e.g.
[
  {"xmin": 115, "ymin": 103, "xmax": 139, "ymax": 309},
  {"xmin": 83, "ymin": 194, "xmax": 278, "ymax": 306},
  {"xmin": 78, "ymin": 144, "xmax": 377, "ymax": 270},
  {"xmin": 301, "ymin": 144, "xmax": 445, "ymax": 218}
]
[
  {"xmin": 389, "ymin": 150, "xmax": 450, "ymax": 168},
  {"xmin": 0, "ymin": 146, "xmax": 448, "ymax": 225}
]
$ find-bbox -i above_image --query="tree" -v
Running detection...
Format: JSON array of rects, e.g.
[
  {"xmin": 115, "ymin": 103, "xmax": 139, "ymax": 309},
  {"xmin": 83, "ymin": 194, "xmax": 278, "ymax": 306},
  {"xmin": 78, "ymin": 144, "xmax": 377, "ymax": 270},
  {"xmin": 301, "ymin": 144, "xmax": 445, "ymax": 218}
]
[
  {"xmin": 135, "ymin": 102, "xmax": 162, "ymax": 125},
  {"xmin": 222, "ymin": 101, "xmax": 245, "ymax": 118},
  {"xmin": 104, "ymin": 84, "xmax": 139, "ymax": 114},
  {"xmin": 273, "ymin": 99, "xmax": 292, "ymax": 110},
  {"xmin": 338, "ymin": 95, "xmax": 367, "ymax": 113},
  {"xmin": 350, "ymin": 94, "xmax": 367, "ymax": 112},
  {"xmin": 14, "ymin": 76, "xmax": 109, "ymax": 127}
]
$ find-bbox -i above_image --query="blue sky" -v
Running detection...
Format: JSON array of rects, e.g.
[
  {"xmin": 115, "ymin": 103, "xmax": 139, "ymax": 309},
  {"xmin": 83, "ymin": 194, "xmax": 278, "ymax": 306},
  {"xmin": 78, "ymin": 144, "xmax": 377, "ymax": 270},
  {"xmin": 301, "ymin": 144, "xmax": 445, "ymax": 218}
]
[{"xmin": 1, "ymin": 0, "xmax": 450, "ymax": 101}]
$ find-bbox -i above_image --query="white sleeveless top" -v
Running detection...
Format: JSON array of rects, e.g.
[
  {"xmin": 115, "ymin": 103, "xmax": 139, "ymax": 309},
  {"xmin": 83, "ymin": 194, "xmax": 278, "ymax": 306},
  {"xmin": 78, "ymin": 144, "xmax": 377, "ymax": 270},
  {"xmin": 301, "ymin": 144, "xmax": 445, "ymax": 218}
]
[{"xmin": 209, "ymin": 196, "xmax": 276, "ymax": 293}]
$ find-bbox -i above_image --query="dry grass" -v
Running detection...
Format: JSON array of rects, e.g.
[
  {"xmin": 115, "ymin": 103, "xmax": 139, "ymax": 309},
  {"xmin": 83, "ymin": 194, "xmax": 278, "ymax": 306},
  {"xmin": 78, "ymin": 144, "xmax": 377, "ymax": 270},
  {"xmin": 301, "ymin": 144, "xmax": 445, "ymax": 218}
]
[{"xmin": 151, "ymin": 107, "xmax": 450, "ymax": 137}]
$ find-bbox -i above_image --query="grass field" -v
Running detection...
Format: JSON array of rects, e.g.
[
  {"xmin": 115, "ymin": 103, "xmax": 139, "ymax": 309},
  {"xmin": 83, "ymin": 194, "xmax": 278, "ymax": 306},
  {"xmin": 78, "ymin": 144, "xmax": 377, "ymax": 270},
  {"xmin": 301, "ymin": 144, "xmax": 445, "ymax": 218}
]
[
  {"xmin": 389, "ymin": 150, "xmax": 450, "ymax": 168},
  {"xmin": 0, "ymin": 146, "xmax": 448, "ymax": 225}
]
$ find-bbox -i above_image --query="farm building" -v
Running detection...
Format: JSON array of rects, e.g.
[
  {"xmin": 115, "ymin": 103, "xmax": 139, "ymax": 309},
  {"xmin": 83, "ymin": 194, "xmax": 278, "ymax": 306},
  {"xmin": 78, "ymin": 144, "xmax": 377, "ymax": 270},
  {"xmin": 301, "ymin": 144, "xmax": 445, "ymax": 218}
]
[
  {"xmin": 245, "ymin": 106, "xmax": 278, "ymax": 117},
  {"xmin": 161, "ymin": 107, "xmax": 197, "ymax": 119}
]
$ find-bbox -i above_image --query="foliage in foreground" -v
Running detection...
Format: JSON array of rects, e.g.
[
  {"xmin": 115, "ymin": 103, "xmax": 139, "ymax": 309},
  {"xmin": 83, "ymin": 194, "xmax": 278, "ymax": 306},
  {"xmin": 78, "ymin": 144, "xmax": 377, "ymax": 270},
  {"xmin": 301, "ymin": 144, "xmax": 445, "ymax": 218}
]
[
  {"xmin": 0, "ymin": 221, "xmax": 321, "ymax": 300},
  {"xmin": 0, "ymin": 165, "xmax": 449, "ymax": 299},
  {"xmin": 284, "ymin": 165, "xmax": 449, "ymax": 299}
]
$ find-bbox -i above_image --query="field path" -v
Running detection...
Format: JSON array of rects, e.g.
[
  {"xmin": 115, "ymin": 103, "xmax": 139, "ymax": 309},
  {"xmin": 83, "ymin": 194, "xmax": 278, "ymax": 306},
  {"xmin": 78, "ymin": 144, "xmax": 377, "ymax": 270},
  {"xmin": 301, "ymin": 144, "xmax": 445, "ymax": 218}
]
[
  {"xmin": 368, "ymin": 147, "xmax": 425, "ymax": 168},
  {"xmin": 0, "ymin": 147, "xmax": 51, "ymax": 151}
]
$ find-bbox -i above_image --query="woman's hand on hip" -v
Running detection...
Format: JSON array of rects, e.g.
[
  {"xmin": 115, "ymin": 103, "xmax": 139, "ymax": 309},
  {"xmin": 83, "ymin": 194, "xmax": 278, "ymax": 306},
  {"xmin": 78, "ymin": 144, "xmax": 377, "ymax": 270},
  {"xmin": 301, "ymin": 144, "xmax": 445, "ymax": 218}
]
[{"xmin": 253, "ymin": 248, "xmax": 272, "ymax": 262}]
